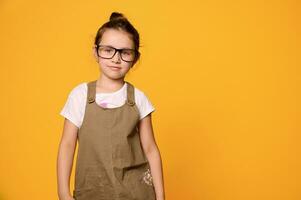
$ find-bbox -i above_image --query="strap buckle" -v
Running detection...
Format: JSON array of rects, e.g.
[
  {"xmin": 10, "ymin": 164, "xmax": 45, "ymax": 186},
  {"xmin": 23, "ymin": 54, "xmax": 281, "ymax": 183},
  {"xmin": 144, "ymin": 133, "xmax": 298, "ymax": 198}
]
[
  {"xmin": 88, "ymin": 96, "xmax": 95, "ymax": 103},
  {"xmin": 126, "ymin": 99, "xmax": 135, "ymax": 106}
]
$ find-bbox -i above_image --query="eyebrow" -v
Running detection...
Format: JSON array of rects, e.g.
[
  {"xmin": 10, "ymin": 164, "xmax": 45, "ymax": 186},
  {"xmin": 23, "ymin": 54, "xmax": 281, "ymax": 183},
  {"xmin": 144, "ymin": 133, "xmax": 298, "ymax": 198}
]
[{"xmin": 100, "ymin": 44, "xmax": 134, "ymax": 50}]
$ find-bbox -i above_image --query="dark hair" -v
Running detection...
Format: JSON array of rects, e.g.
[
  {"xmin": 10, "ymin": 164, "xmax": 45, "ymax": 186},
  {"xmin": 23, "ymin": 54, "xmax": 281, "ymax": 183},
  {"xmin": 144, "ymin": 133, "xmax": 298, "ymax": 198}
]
[{"xmin": 94, "ymin": 12, "xmax": 141, "ymax": 64}]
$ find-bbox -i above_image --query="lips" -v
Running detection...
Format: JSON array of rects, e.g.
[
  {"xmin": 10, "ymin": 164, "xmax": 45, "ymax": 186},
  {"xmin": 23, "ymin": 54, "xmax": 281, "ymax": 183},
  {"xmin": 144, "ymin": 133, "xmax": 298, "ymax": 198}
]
[{"xmin": 109, "ymin": 66, "xmax": 121, "ymax": 70}]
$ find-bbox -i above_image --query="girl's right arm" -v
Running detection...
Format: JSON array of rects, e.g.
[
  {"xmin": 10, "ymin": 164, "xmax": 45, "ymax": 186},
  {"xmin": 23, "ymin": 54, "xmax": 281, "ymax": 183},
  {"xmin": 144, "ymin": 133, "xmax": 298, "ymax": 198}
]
[{"xmin": 57, "ymin": 118, "xmax": 78, "ymax": 200}]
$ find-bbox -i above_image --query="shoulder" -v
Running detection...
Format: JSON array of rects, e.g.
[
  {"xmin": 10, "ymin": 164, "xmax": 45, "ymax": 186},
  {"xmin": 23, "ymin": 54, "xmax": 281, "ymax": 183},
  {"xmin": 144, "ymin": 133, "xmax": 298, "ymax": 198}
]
[
  {"xmin": 133, "ymin": 85, "xmax": 146, "ymax": 99},
  {"xmin": 64, "ymin": 81, "xmax": 89, "ymax": 108},
  {"xmin": 60, "ymin": 81, "xmax": 88, "ymax": 128},
  {"xmin": 131, "ymin": 84, "xmax": 155, "ymax": 120},
  {"xmin": 132, "ymin": 85, "xmax": 149, "ymax": 103},
  {"xmin": 68, "ymin": 82, "xmax": 88, "ymax": 98}
]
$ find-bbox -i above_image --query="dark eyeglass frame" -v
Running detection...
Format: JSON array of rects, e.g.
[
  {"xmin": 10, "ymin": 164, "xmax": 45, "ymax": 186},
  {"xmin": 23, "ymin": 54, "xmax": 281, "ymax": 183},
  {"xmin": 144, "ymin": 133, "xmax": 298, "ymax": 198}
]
[{"xmin": 95, "ymin": 44, "xmax": 137, "ymax": 62}]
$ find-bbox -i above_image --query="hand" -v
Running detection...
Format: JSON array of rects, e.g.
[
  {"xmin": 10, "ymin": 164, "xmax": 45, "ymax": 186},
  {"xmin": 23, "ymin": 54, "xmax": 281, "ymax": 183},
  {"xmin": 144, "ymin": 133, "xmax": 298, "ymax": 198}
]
[
  {"xmin": 60, "ymin": 196, "xmax": 75, "ymax": 200},
  {"xmin": 156, "ymin": 196, "xmax": 165, "ymax": 200}
]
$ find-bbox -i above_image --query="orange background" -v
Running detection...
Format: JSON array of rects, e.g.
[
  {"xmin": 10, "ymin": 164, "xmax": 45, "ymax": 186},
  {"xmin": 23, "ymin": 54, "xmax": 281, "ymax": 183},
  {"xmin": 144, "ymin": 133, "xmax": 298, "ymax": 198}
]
[{"xmin": 0, "ymin": 0, "xmax": 299, "ymax": 200}]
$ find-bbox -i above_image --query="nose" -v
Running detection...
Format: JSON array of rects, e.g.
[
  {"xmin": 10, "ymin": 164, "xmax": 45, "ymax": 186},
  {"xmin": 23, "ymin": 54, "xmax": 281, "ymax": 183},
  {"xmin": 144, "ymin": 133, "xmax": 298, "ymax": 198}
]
[{"xmin": 112, "ymin": 50, "xmax": 121, "ymax": 63}]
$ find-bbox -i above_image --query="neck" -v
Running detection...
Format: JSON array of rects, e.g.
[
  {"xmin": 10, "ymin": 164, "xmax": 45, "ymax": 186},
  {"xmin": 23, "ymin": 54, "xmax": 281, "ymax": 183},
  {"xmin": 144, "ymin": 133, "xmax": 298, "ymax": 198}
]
[{"xmin": 96, "ymin": 75, "xmax": 125, "ymax": 93}]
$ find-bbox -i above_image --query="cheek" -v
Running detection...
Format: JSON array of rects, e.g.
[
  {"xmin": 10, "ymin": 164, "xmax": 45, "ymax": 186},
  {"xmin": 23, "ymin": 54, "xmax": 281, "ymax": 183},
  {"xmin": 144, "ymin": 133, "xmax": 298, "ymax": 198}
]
[
  {"xmin": 98, "ymin": 59, "xmax": 113, "ymax": 70},
  {"xmin": 123, "ymin": 62, "xmax": 132, "ymax": 69},
  {"xmin": 98, "ymin": 59, "xmax": 109, "ymax": 67},
  {"xmin": 98, "ymin": 59, "xmax": 132, "ymax": 70}
]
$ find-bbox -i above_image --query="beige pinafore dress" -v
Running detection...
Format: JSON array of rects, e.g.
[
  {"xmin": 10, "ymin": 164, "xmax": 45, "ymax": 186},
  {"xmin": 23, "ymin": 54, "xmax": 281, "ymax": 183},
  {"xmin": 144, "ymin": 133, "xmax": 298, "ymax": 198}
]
[{"xmin": 73, "ymin": 80, "xmax": 156, "ymax": 200}]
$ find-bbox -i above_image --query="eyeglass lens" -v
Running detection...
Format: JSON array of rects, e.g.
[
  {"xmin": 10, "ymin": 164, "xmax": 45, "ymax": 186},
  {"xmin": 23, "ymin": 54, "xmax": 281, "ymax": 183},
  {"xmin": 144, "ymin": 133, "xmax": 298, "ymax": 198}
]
[{"xmin": 98, "ymin": 46, "xmax": 136, "ymax": 62}]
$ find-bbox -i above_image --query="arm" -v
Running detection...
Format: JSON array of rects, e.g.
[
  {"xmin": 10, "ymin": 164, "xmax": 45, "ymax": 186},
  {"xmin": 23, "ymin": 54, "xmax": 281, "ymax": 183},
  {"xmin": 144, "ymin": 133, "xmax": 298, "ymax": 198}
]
[
  {"xmin": 138, "ymin": 114, "xmax": 165, "ymax": 200},
  {"xmin": 56, "ymin": 118, "xmax": 78, "ymax": 200}
]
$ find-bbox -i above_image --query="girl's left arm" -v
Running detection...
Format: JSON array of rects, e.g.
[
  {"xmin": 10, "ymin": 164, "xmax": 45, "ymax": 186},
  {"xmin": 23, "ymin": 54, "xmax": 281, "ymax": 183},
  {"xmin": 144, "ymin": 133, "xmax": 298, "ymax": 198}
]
[{"xmin": 138, "ymin": 113, "xmax": 165, "ymax": 200}]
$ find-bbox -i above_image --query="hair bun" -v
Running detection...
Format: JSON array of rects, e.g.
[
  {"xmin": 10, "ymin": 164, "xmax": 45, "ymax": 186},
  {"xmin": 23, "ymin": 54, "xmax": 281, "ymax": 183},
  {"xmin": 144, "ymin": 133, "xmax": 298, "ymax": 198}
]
[{"xmin": 109, "ymin": 12, "xmax": 126, "ymax": 21}]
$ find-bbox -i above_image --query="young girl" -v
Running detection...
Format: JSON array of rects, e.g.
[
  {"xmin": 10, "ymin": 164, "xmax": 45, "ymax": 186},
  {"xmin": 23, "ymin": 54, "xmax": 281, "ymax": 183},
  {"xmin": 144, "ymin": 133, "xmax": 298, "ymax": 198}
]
[{"xmin": 57, "ymin": 12, "xmax": 165, "ymax": 200}]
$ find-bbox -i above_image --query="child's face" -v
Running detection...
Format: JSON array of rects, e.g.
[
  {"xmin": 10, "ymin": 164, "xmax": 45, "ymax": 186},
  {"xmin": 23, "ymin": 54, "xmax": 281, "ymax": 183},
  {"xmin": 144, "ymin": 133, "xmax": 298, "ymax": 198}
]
[{"xmin": 93, "ymin": 29, "xmax": 135, "ymax": 80}]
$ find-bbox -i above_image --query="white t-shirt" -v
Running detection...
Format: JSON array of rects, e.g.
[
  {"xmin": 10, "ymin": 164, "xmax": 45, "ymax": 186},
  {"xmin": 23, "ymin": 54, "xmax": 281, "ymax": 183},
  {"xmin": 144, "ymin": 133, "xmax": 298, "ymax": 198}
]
[{"xmin": 60, "ymin": 82, "xmax": 155, "ymax": 128}]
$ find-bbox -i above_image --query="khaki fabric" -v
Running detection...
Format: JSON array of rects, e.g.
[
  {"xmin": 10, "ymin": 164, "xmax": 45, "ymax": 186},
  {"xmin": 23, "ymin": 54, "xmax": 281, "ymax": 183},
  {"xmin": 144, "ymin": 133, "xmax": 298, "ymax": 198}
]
[{"xmin": 72, "ymin": 80, "xmax": 156, "ymax": 200}]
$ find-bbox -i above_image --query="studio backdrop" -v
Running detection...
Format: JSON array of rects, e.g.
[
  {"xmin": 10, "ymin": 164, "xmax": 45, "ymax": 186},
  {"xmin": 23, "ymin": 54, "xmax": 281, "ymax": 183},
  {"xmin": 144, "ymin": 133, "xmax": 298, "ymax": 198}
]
[{"xmin": 0, "ymin": 0, "xmax": 299, "ymax": 200}]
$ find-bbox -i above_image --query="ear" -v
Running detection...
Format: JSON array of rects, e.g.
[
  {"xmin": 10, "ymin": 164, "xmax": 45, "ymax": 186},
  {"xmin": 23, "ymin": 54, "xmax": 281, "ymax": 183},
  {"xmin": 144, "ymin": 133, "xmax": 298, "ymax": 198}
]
[{"xmin": 92, "ymin": 45, "xmax": 99, "ymax": 62}]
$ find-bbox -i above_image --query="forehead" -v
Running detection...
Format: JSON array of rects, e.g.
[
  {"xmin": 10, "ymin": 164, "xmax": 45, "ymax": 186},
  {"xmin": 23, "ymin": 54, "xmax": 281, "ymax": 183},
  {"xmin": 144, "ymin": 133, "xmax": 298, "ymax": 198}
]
[{"xmin": 100, "ymin": 29, "xmax": 134, "ymax": 49}]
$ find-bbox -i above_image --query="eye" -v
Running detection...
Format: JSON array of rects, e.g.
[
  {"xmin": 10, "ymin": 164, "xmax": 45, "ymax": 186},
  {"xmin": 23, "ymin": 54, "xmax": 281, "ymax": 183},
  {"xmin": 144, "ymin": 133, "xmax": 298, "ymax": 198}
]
[
  {"xmin": 122, "ymin": 50, "xmax": 134, "ymax": 55},
  {"xmin": 122, "ymin": 51, "xmax": 131, "ymax": 55},
  {"xmin": 104, "ymin": 48, "xmax": 113, "ymax": 52}
]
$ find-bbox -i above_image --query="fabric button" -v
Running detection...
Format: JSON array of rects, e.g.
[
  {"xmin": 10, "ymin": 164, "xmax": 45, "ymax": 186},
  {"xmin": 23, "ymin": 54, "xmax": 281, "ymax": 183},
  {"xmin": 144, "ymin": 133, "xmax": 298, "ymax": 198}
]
[
  {"xmin": 88, "ymin": 97, "xmax": 94, "ymax": 103},
  {"xmin": 127, "ymin": 100, "xmax": 135, "ymax": 106}
]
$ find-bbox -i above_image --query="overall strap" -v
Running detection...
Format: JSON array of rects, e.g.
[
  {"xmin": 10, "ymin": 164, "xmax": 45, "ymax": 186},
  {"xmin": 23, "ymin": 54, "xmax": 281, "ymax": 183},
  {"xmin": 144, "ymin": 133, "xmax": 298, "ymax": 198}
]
[
  {"xmin": 87, "ymin": 80, "xmax": 97, "ymax": 104},
  {"xmin": 87, "ymin": 80, "xmax": 135, "ymax": 106},
  {"xmin": 125, "ymin": 81, "xmax": 136, "ymax": 106}
]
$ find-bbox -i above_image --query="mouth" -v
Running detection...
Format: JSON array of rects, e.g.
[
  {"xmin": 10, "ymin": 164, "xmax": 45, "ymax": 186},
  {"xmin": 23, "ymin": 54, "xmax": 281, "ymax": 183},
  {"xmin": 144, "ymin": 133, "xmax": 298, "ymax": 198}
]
[{"xmin": 109, "ymin": 66, "xmax": 122, "ymax": 71}]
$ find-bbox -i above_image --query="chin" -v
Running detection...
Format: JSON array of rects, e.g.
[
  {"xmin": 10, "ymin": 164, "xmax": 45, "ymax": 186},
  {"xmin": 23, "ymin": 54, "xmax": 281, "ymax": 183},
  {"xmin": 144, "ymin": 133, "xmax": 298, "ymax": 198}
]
[{"xmin": 106, "ymin": 74, "xmax": 126, "ymax": 80}]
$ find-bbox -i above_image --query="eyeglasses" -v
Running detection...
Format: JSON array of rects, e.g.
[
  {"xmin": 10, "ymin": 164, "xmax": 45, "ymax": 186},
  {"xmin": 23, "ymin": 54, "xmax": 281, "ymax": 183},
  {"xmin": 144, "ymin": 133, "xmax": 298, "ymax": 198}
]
[{"xmin": 95, "ymin": 44, "xmax": 137, "ymax": 62}]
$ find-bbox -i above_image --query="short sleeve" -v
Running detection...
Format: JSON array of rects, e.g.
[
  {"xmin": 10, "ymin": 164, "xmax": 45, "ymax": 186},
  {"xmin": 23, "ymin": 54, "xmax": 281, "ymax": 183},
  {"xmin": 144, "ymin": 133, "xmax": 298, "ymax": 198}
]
[
  {"xmin": 135, "ymin": 89, "xmax": 155, "ymax": 120},
  {"xmin": 59, "ymin": 83, "xmax": 86, "ymax": 128}
]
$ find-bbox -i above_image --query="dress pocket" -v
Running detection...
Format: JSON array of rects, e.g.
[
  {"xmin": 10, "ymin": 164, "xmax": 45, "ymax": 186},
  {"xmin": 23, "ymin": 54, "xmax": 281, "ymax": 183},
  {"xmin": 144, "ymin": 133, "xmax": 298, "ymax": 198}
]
[
  {"xmin": 85, "ymin": 174, "xmax": 104, "ymax": 188},
  {"xmin": 73, "ymin": 187, "xmax": 110, "ymax": 200},
  {"xmin": 85, "ymin": 164, "xmax": 111, "ymax": 186},
  {"xmin": 124, "ymin": 162, "xmax": 156, "ymax": 200},
  {"xmin": 74, "ymin": 164, "xmax": 113, "ymax": 200},
  {"xmin": 73, "ymin": 187, "xmax": 94, "ymax": 200}
]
